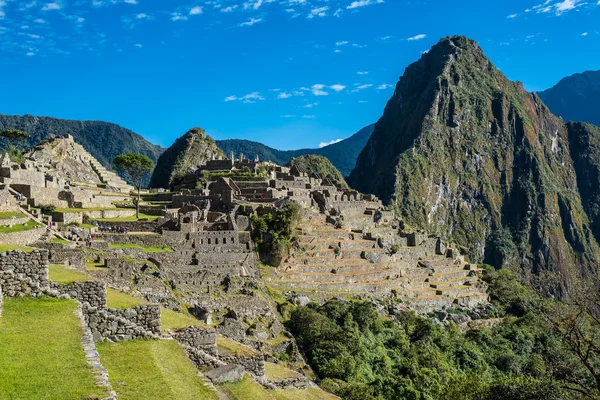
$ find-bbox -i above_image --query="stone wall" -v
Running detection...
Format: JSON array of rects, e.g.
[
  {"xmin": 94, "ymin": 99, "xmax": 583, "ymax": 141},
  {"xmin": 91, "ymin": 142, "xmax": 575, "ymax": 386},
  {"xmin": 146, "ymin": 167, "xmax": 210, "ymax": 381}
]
[
  {"xmin": 97, "ymin": 233, "xmax": 167, "ymax": 248},
  {"xmin": 219, "ymin": 354, "xmax": 265, "ymax": 378},
  {"xmin": 0, "ymin": 216, "xmax": 30, "ymax": 226},
  {"xmin": 52, "ymin": 280, "xmax": 106, "ymax": 308},
  {"xmin": 49, "ymin": 248, "xmax": 87, "ymax": 272},
  {"xmin": 0, "ymin": 250, "xmax": 49, "ymax": 297},
  {"xmin": 173, "ymin": 326, "xmax": 218, "ymax": 356},
  {"xmin": 0, "ymin": 227, "xmax": 46, "ymax": 246},
  {"xmin": 82, "ymin": 303, "xmax": 162, "ymax": 342}
]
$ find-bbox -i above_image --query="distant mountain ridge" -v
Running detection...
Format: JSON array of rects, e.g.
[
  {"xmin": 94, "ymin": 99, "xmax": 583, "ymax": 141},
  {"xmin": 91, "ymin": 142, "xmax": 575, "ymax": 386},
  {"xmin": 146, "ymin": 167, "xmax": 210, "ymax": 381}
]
[
  {"xmin": 216, "ymin": 124, "xmax": 375, "ymax": 177},
  {"xmin": 538, "ymin": 69, "xmax": 600, "ymax": 126},
  {"xmin": 0, "ymin": 114, "xmax": 165, "ymax": 180}
]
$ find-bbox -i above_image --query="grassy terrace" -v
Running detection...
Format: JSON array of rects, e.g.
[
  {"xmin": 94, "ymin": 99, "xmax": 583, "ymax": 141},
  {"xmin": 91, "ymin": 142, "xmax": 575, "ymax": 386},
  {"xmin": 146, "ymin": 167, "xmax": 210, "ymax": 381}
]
[
  {"xmin": 271, "ymin": 388, "xmax": 340, "ymax": 400},
  {"xmin": 265, "ymin": 362, "xmax": 301, "ymax": 381},
  {"xmin": 0, "ymin": 220, "xmax": 39, "ymax": 234},
  {"xmin": 161, "ymin": 308, "xmax": 210, "ymax": 331},
  {"xmin": 0, "ymin": 297, "xmax": 108, "ymax": 399},
  {"xmin": 49, "ymin": 264, "xmax": 93, "ymax": 284},
  {"xmin": 217, "ymin": 336, "xmax": 258, "ymax": 357},
  {"xmin": 0, "ymin": 211, "xmax": 26, "ymax": 219},
  {"xmin": 0, "ymin": 244, "xmax": 34, "ymax": 252},
  {"xmin": 108, "ymin": 243, "xmax": 173, "ymax": 252},
  {"xmin": 97, "ymin": 340, "xmax": 218, "ymax": 400},
  {"xmin": 93, "ymin": 213, "xmax": 159, "ymax": 222},
  {"xmin": 220, "ymin": 375, "xmax": 274, "ymax": 399},
  {"xmin": 106, "ymin": 287, "xmax": 147, "ymax": 309}
]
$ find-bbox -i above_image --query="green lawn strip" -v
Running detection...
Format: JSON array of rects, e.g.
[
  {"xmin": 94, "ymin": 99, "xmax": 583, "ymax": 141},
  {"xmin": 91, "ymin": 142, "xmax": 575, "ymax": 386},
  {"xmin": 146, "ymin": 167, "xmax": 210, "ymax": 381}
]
[
  {"xmin": 0, "ymin": 244, "xmax": 34, "ymax": 252},
  {"xmin": 49, "ymin": 264, "xmax": 94, "ymax": 284},
  {"xmin": 161, "ymin": 308, "xmax": 209, "ymax": 331},
  {"xmin": 217, "ymin": 336, "xmax": 258, "ymax": 357},
  {"xmin": 264, "ymin": 362, "xmax": 301, "ymax": 381},
  {"xmin": 107, "ymin": 243, "xmax": 173, "ymax": 252},
  {"xmin": 97, "ymin": 340, "xmax": 218, "ymax": 400},
  {"xmin": 55, "ymin": 207, "xmax": 127, "ymax": 213},
  {"xmin": 220, "ymin": 375, "xmax": 275, "ymax": 400},
  {"xmin": 92, "ymin": 213, "xmax": 159, "ymax": 222},
  {"xmin": 0, "ymin": 211, "xmax": 26, "ymax": 219},
  {"xmin": 51, "ymin": 238, "xmax": 71, "ymax": 244},
  {"xmin": 106, "ymin": 287, "xmax": 147, "ymax": 309},
  {"xmin": 0, "ymin": 219, "xmax": 39, "ymax": 234},
  {"xmin": 270, "ymin": 388, "xmax": 340, "ymax": 400},
  {"xmin": 0, "ymin": 297, "xmax": 107, "ymax": 400}
]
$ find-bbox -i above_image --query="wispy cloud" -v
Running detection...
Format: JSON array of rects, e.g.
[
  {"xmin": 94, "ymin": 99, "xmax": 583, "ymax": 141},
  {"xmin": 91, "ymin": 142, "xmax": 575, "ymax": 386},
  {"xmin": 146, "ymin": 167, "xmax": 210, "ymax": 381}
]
[
  {"xmin": 190, "ymin": 6, "xmax": 202, "ymax": 15},
  {"xmin": 507, "ymin": 13, "xmax": 518, "ymax": 18},
  {"xmin": 308, "ymin": 6, "xmax": 328, "ymax": 18},
  {"xmin": 277, "ymin": 92, "xmax": 292, "ymax": 99},
  {"xmin": 240, "ymin": 17, "xmax": 263, "ymax": 26},
  {"xmin": 225, "ymin": 92, "xmax": 265, "ymax": 103},
  {"xmin": 330, "ymin": 84, "xmax": 346, "ymax": 92},
  {"xmin": 407, "ymin": 34, "xmax": 426, "ymax": 41},
  {"xmin": 526, "ymin": 0, "xmax": 586, "ymax": 15},
  {"xmin": 347, "ymin": 0, "xmax": 384, "ymax": 10},
  {"xmin": 41, "ymin": 2, "xmax": 61, "ymax": 11},
  {"xmin": 319, "ymin": 138, "xmax": 342, "ymax": 147},
  {"xmin": 377, "ymin": 83, "xmax": 393, "ymax": 90}
]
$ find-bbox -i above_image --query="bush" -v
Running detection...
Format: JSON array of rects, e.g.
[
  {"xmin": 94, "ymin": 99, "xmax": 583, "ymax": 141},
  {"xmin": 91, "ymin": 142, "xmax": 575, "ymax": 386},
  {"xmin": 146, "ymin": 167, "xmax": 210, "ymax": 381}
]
[{"xmin": 39, "ymin": 204, "xmax": 56, "ymax": 215}]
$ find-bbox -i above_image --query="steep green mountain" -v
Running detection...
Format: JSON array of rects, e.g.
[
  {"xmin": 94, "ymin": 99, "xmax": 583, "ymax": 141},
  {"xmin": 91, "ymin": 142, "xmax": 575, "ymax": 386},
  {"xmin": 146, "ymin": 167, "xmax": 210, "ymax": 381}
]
[
  {"xmin": 538, "ymin": 70, "xmax": 600, "ymax": 127},
  {"xmin": 348, "ymin": 36, "xmax": 600, "ymax": 293},
  {"xmin": 149, "ymin": 127, "xmax": 225, "ymax": 189},
  {"xmin": 0, "ymin": 113, "xmax": 164, "ymax": 171},
  {"xmin": 287, "ymin": 155, "xmax": 348, "ymax": 188},
  {"xmin": 216, "ymin": 124, "xmax": 374, "ymax": 177}
]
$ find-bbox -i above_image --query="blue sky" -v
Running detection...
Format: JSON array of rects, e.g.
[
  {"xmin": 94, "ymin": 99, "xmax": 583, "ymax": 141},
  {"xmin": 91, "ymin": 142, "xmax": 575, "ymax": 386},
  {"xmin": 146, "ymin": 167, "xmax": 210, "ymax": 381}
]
[{"xmin": 0, "ymin": 0, "xmax": 598, "ymax": 150}]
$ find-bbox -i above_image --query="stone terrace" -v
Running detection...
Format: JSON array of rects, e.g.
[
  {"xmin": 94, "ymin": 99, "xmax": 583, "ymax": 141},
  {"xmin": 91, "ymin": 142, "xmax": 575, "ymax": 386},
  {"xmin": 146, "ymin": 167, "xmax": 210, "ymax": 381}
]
[{"xmin": 271, "ymin": 210, "xmax": 488, "ymax": 311}]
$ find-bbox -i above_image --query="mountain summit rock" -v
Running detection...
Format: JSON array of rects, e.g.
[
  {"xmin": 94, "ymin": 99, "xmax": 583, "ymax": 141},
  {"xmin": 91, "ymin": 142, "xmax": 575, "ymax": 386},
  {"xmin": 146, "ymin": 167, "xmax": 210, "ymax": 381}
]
[{"xmin": 348, "ymin": 36, "xmax": 600, "ymax": 293}]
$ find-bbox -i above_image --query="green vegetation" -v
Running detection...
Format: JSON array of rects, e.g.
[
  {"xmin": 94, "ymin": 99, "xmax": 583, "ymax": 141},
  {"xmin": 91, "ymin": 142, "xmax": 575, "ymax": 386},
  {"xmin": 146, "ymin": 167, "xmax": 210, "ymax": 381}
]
[
  {"xmin": 97, "ymin": 339, "xmax": 218, "ymax": 400},
  {"xmin": 0, "ymin": 211, "xmax": 25, "ymax": 219},
  {"xmin": 51, "ymin": 238, "xmax": 71, "ymax": 245},
  {"xmin": 38, "ymin": 204, "xmax": 56, "ymax": 215},
  {"xmin": 0, "ymin": 244, "xmax": 34, "ymax": 252},
  {"xmin": 1, "ymin": 128, "xmax": 30, "ymax": 164},
  {"xmin": 270, "ymin": 388, "xmax": 340, "ymax": 400},
  {"xmin": 49, "ymin": 264, "xmax": 93, "ymax": 284},
  {"xmin": 220, "ymin": 375, "xmax": 274, "ymax": 399},
  {"xmin": 161, "ymin": 308, "xmax": 209, "ymax": 331},
  {"xmin": 287, "ymin": 270, "xmax": 598, "ymax": 400},
  {"xmin": 0, "ymin": 219, "xmax": 39, "ymax": 234},
  {"xmin": 288, "ymin": 154, "xmax": 348, "ymax": 188},
  {"xmin": 265, "ymin": 362, "xmax": 300, "ymax": 380},
  {"xmin": 107, "ymin": 243, "xmax": 173, "ymax": 252},
  {"xmin": 149, "ymin": 127, "xmax": 225, "ymax": 189},
  {"xmin": 0, "ymin": 297, "xmax": 107, "ymax": 399},
  {"xmin": 217, "ymin": 336, "xmax": 258, "ymax": 357},
  {"xmin": 93, "ymin": 213, "xmax": 159, "ymax": 222},
  {"xmin": 113, "ymin": 153, "xmax": 155, "ymax": 218},
  {"xmin": 251, "ymin": 202, "xmax": 301, "ymax": 265},
  {"xmin": 106, "ymin": 287, "xmax": 147, "ymax": 309}
]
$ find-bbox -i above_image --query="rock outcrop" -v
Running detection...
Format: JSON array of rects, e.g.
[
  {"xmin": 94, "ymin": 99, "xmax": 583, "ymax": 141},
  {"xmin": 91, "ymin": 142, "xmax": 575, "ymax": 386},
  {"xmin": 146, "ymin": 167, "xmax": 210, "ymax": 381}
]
[
  {"xmin": 287, "ymin": 155, "xmax": 348, "ymax": 188},
  {"xmin": 348, "ymin": 36, "xmax": 600, "ymax": 294},
  {"xmin": 149, "ymin": 128, "xmax": 225, "ymax": 189}
]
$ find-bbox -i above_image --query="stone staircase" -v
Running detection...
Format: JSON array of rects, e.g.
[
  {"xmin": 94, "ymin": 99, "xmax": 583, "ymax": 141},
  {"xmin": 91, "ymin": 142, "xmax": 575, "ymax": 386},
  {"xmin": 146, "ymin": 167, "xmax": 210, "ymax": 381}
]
[
  {"xmin": 271, "ymin": 211, "xmax": 488, "ymax": 311},
  {"xmin": 71, "ymin": 143, "xmax": 134, "ymax": 193}
]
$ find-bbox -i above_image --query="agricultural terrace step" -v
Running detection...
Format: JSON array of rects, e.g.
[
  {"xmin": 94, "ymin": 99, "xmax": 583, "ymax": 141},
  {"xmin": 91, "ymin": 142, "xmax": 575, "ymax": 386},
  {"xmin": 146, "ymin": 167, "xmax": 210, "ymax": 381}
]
[{"xmin": 279, "ymin": 269, "xmax": 391, "ymax": 283}]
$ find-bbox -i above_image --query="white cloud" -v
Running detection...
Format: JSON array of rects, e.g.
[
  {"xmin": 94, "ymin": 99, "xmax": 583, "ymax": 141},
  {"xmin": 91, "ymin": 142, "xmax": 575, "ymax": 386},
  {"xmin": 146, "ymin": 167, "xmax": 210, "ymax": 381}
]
[
  {"xmin": 377, "ymin": 83, "xmax": 393, "ymax": 90},
  {"xmin": 308, "ymin": 6, "xmax": 328, "ymax": 18},
  {"xmin": 357, "ymin": 71, "xmax": 369, "ymax": 75},
  {"xmin": 189, "ymin": 6, "xmax": 202, "ymax": 15},
  {"xmin": 302, "ymin": 115, "xmax": 317, "ymax": 119},
  {"xmin": 407, "ymin": 34, "xmax": 426, "ymax": 41},
  {"xmin": 330, "ymin": 84, "xmax": 346, "ymax": 92},
  {"xmin": 305, "ymin": 84, "xmax": 328, "ymax": 96},
  {"xmin": 136, "ymin": 13, "xmax": 150, "ymax": 19},
  {"xmin": 171, "ymin": 12, "xmax": 188, "ymax": 21},
  {"xmin": 319, "ymin": 138, "xmax": 342, "ymax": 148},
  {"xmin": 335, "ymin": 40, "xmax": 348, "ymax": 46},
  {"xmin": 42, "ymin": 2, "xmax": 61, "ymax": 11},
  {"xmin": 240, "ymin": 17, "xmax": 263, "ymax": 26},
  {"xmin": 354, "ymin": 83, "xmax": 373, "ymax": 90},
  {"xmin": 221, "ymin": 5, "xmax": 238, "ymax": 12},
  {"xmin": 225, "ymin": 92, "xmax": 265, "ymax": 103},
  {"xmin": 135, "ymin": 43, "xmax": 142, "ymax": 47},
  {"xmin": 347, "ymin": 0, "xmax": 384, "ymax": 9},
  {"xmin": 278, "ymin": 92, "xmax": 292, "ymax": 99},
  {"xmin": 529, "ymin": 0, "xmax": 586, "ymax": 15},
  {"xmin": 281, "ymin": 114, "xmax": 297, "ymax": 118},
  {"xmin": 303, "ymin": 102, "xmax": 318, "ymax": 108},
  {"xmin": 507, "ymin": 13, "xmax": 518, "ymax": 18},
  {"xmin": 380, "ymin": 35, "xmax": 392, "ymax": 40}
]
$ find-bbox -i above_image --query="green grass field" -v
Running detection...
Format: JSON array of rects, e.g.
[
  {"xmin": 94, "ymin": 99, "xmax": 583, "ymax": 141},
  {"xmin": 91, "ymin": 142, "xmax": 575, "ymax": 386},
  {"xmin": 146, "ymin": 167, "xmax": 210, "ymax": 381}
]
[
  {"xmin": 97, "ymin": 340, "xmax": 219, "ymax": 400},
  {"xmin": 49, "ymin": 264, "xmax": 93, "ymax": 284},
  {"xmin": 161, "ymin": 308, "xmax": 210, "ymax": 331},
  {"xmin": 220, "ymin": 375, "xmax": 275, "ymax": 400},
  {"xmin": 265, "ymin": 362, "xmax": 301, "ymax": 381},
  {"xmin": 51, "ymin": 238, "xmax": 71, "ymax": 245},
  {"xmin": 0, "ymin": 244, "xmax": 34, "ymax": 252},
  {"xmin": 93, "ymin": 213, "xmax": 159, "ymax": 222},
  {"xmin": 270, "ymin": 388, "xmax": 340, "ymax": 400},
  {"xmin": 0, "ymin": 297, "xmax": 107, "ymax": 400},
  {"xmin": 106, "ymin": 287, "xmax": 147, "ymax": 309},
  {"xmin": 108, "ymin": 243, "xmax": 173, "ymax": 252},
  {"xmin": 0, "ymin": 219, "xmax": 39, "ymax": 234},
  {"xmin": 0, "ymin": 211, "xmax": 26, "ymax": 219}
]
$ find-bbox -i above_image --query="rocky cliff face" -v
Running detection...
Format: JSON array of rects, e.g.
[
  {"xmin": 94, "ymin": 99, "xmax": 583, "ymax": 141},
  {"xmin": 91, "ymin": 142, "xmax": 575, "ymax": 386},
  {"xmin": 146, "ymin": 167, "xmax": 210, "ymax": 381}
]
[
  {"xmin": 149, "ymin": 127, "xmax": 225, "ymax": 189},
  {"xmin": 538, "ymin": 70, "xmax": 600, "ymax": 127},
  {"xmin": 348, "ymin": 36, "xmax": 600, "ymax": 294}
]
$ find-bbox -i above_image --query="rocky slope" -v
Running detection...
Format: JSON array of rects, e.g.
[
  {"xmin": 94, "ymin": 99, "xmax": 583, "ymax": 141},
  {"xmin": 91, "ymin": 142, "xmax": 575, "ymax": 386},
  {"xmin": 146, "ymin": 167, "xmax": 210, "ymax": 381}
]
[
  {"xmin": 538, "ymin": 70, "xmax": 600, "ymax": 126},
  {"xmin": 149, "ymin": 127, "xmax": 225, "ymax": 189},
  {"xmin": 0, "ymin": 114, "xmax": 164, "ymax": 171},
  {"xmin": 216, "ymin": 124, "xmax": 374, "ymax": 177},
  {"xmin": 287, "ymin": 155, "xmax": 348, "ymax": 188},
  {"xmin": 348, "ymin": 36, "xmax": 600, "ymax": 294}
]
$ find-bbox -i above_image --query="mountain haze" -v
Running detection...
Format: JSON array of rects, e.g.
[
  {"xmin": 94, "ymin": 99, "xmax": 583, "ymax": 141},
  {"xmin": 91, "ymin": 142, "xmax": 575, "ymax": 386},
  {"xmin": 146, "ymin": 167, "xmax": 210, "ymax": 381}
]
[
  {"xmin": 216, "ymin": 124, "xmax": 374, "ymax": 177},
  {"xmin": 538, "ymin": 70, "xmax": 600, "ymax": 127},
  {"xmin": 349, "ymin": 36, "xmax": 600, "ymax": 293}
]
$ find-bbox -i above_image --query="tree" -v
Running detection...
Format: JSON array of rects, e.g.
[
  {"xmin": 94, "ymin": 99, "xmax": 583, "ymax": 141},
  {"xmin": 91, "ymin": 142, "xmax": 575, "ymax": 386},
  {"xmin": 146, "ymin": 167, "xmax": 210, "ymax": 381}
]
[
  {"xmin": 0, "ymin": 129, "xmax": 30, "ymax": 163},
  {"xmin": 113, "ymin": 153, "xmax": 154, "ymax": 219}
]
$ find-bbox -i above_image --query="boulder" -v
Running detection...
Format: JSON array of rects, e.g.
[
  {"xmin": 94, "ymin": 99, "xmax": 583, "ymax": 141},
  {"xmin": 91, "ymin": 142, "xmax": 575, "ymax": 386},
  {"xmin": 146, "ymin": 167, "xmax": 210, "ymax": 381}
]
[
  {"xmin": 205, "ymin": 364, "xmax": 245, "ymax": 384},
  {"xmin": 435, "ymin": 238, "xmax": 446, "ymax": 255}
]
